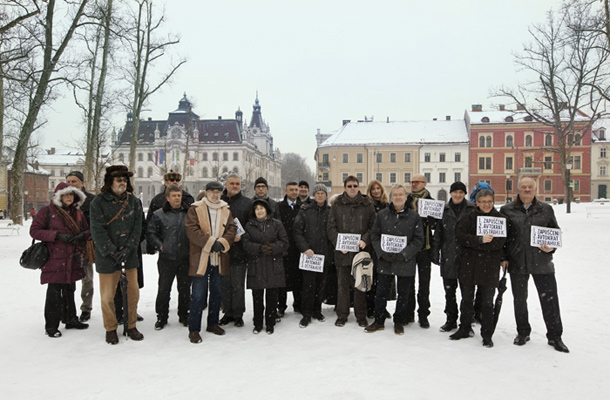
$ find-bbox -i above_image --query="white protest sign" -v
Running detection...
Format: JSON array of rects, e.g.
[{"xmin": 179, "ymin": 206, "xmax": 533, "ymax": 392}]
[
  {"xmin": 381, "ymin": 234, "xmax": 407, "ymax": 253},
  {"xmin": 476, "ymin": 216, "xmax": 507, "ymax": 237},
  {"xmin": 299, "ymin": 253, "xmax": 325, "ymax": 273},
  {"xmin": 530, "ymin": 225, "xmax": 562, "ymax": 248},
  {"xmin": 418, "ymin": 199, "xmax": 445, "ymax": 219},
  {"xmin": 234, "ymin": 218, "xmax": 245, "ymax": 236},
  {"xmin": 335, "ymin": 233, "xmax": 361, "ymax": 252}
]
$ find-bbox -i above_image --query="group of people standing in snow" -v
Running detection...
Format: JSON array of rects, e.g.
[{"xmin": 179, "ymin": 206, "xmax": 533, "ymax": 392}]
[{"xmin": 29, "ymin": 166, "xmax": 569, "ymax": 353}]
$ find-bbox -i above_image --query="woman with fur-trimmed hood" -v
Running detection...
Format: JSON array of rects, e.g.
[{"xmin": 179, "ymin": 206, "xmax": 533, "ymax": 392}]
[{"xmin": 30, "ymin": 182, "xmax": 91, "ymax": 338}]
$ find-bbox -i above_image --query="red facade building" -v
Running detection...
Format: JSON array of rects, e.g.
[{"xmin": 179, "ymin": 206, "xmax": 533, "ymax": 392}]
[{"xmin": 466, "ymin": 106, "xmax": 591, "ymax": 203}]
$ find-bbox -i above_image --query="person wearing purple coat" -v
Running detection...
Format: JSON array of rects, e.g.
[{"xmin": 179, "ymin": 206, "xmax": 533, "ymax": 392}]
[{"xmin": 30, "ymin": 182, "xmax": 91, "ymax": 338}]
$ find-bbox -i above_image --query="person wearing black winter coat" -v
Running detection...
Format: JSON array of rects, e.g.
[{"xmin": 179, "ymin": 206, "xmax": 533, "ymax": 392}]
[
  {"xmin": 500, "ymin": 177, "xmax": 569, "ymax": 353},
  {"xmin": 431, "ymin": 181, "xmax": 476, "ymax": 332},
  {"xmin": 147, "ymin": 185, "xmax": 192, "ymax": 329},
  {"xmin": 452, "ymin": 190, "xmax": 506, "ymax": 347},
  {"xmin": 293, "ymin": 184, "xmax": 333, "ymax": 328},
  {"xmin": 242, "ymin": 199, "xmax": 289, "ymax": 334}
]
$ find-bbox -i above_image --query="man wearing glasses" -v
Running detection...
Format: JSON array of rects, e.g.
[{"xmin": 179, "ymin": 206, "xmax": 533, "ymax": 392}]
[
  {"xmin": 327, "ymin": 176, "xmax": 376, "ymax": 327},
  {"xmin": 406, "ymin": 174, "xmax": 437, "ymax": 329},
  {"xmin": 252, "ymin": 177, "xmax": 278, "ymax": 216},
  {"xmin": 145, "ymin": 171, "xmax": 194, "ymax": 254}
]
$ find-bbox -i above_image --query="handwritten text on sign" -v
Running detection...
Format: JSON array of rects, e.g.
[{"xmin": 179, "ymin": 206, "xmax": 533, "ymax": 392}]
[
  {"xmin": 418, "ymin": 199, "xmax": 445, "ymax": 219},
  {"xmin": 530, "ymin": 226, "xmax": 562, "ymax": 248},
  {"xmin": 381, "ymin": 234, "xmax": 407, "ymax": 253},
  {"xmin": 476, "ymin": 216, "xmax": 507, "ymax": 237},
  {"xmin": 335, "ymin": 233, "xmax": 361, "ymax": 252},
  {"xmin": 299, "ymin": 253, "xmax": 325, "ymax": 273}
]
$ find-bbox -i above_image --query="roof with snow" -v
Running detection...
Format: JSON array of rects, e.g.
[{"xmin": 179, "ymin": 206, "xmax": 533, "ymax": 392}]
[
  {"xmin": 319, "ymin": 120, "xmax": 468, "ymax": 147},
  {"xmin": 37, "ymin": 149, "xmax": 85, "ymax": 166},
  {"xmin": 466, "ymin": 109, "xmax": 590, "ymax": 125}
]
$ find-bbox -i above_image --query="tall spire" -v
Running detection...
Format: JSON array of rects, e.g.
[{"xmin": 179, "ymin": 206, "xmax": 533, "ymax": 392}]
[{"xmin": 249, "ymin": 92, "xmax": 263, "ymax": 129}]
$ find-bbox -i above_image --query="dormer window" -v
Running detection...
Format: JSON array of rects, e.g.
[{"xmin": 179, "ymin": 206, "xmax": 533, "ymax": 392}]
[
  {"xmin": 505, "ymin": 116, "xmax": 514, "ymax": 122},
  {"xmin": 481, "ymin": 117, "xmax": 490, "ymax": 123},
  {"xmin": 524, "ymin": 115, "xmax": 533, "ymax": 122}
]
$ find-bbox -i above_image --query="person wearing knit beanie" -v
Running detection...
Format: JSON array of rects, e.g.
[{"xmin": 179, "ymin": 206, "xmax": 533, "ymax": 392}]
[{"xmin": 450, "ymin": 182, "xmax": 467, "ymax": 194}]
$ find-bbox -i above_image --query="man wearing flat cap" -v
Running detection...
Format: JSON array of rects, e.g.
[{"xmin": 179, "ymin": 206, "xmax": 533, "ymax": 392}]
[
  {"xmin": 89, "ymin": 165, "xmax": 144, "ymax": 344},
  {"xmin": 66, "ymin": 171, "xmax": 96, "ymax": 322}
]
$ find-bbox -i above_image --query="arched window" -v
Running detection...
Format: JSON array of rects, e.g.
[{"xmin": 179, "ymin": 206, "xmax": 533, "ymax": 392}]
[
  {"xmin": 505, "ymin": 116, "xmax": 514, "ymax": 122},
  {"xmin": 437, "ymin": 189, "xmax": 447, "ymax": 201},
  {"xmin": 233, "ymin": 166, "xmax": 239, "ymax": 173},
  {"xmin": 481, "ymin": 117, "xmax": 490, "ymax": 123},
  {"xmin": 545, "ymin": 135, "xmax": 552, "ymax": 147},
  {"xmin": 138, "ymin": 153, "xmax": 143, "ymax": 161},
  {"xmin": 524, "ymin": 115, "xmax": 533, "ymax": 122},
  {"xmin": 479, "ymin": 136, "xmax": 485, "ymax": 147},
  {"xmin": 222, "ymin": 166, "xmax": 228, "ymax": 173},
  {"xmin": 137, "ymin": 167, "xmax": 143, "ymax": 178},
  {"xmin": 574, "ymin": 134, "xmax": 581, "ymax": 146},
  {"xmin": 486, "ymin": 136, "xmax": 492, "ymax": 147},
  {"xmin": 525, "ymin": 135, "xmax": 532, "ymax": 147},
  {"xmin": 147, "ymin": 167, "xmax": 153, "ymax": 178},
  {"xmin": 202, "ymin": 167, "xmax": 208, "ymax": 178},
  {"xmin": 506, "ymin": 136, "xmax": 513, "ymax": 148}
]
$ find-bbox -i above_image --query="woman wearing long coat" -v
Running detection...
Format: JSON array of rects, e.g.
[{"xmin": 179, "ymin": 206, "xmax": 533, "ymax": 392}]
[
  {"xmin": 242, "ymin": 199, "xmax": 289, "ymax": 334},
  {"xmin": 30, "ymin": 182, "xmax": 90, "ymax": 337}
]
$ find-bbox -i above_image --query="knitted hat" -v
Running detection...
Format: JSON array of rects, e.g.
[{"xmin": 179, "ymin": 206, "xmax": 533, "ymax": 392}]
[
  {"xmin": 450, "ymin": 181, "xmax": 467, "ymax": 194},
  {"xmin": 312, "ymin": 183, "xmax": 328, "ymax": 195},
  {"xmin": 298, "ymin": 180, "xmax": 309, "ymax": 188},
  {"xmin": 66, "ymin": 171, "xmax": 84, "ymax": 182},
  {"xmin": 255, "ymin": 177, "xmax": 268, "ymax": 188}
]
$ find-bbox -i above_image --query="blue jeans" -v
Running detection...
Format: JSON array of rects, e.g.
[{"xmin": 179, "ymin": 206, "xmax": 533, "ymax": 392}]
[{"xmin": 189, "ymin": 265, "xmax": 222, "ymax": 332}]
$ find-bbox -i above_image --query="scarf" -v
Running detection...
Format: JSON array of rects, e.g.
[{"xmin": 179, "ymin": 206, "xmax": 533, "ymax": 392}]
[
  {"xmin": 409, "ymin": 188, "xmax": 432, "ymax": 249},
  {"xmin": 202, "ymin": 197, "xmax": 227, "ymax": 266},
  {"xmin": 52, "ymin": 203, "xmax": 86, "ymax": 261}
]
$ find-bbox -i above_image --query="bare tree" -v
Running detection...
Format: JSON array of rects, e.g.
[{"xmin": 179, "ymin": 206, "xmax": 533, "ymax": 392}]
[
  {"xmin": 494, "ymin": 1, "xmax": 608, "ymax": 213},
  {"xmin": 281, "ymin": 152, "xmax": 315, "ymax": 188}
]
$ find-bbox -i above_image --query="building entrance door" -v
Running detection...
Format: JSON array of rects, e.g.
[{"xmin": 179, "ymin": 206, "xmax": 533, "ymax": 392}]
[{"xmin": 599, "ymin": 184, "xmax": 607, "ymax": 199}]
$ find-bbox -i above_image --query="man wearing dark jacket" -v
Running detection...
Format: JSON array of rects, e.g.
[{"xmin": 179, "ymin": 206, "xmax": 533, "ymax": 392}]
[
  {"xmin": 147, "ymin": 185, "xmax": 191, "ymax": 330},
  {"xmin": 298, "ymin": 180, "xmax": 313, "ymax": 205},
  {"xmin": 327, "ymin": 175, "xmax": 376, "ymax": 327},
  {"xmin": 406, "ymin": 174, "xmax": 436, "ymax": 328},
  {"xmin": 500, "ymin": 177, "xmax": 569, "ymax": 353},
  {"xmin": 276, "ymin": 181, "xmax": 302, "ymax": 316},
  {"xmin": 252, "ymin": 177, "xmax": 278, "ymax": 216},
  {"xmin": 66, "ymin": 171, "xmax": 96, "ymax": 322},
  {"xmin": 146, "ymin": 171, "xmax": 194, "ymax": 254},
  {"xmin": 293, "ymin": 183, "xmax": 332, "ymax": 328},
  {"xmin": 219, "ymin": 173, "xmax": 252, "ymax": 328}
]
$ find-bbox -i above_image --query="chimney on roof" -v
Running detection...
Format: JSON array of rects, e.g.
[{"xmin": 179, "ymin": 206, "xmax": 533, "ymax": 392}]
[
  {"xmin": 433, "ymin": 118, "xmax": 437, "ymax": 121},
  {"xmin": 342, "ymin": 119, "xmax": 350, "ymax": 126},
  {"xmin": 49, "ymin": 147, "xmax": 55, "ymax": 155},
  {"xmin": 317, "ymin": 128, "xmax": 321, "ymax": 134},
  {"xmin": 148, "ymin": 117, "xmax": 152, "ymax": 121},
  {"xmin": 499, "ymin": 104, "xmax": 505, "ymax": 111},
  {"xmin": 472, "ymin": 104, "xmax": 483, "ymax": 112},
  {"xmin": 517, "ymin": 103, "xmax": 525, "ymax": 111},
  {"xmin": 218, "ymin": 116, "xmax": 222, "ymax": 120},
  {"xmin": 387, "ymin": 116, "xmax": 389, "ymax": 123},
  {"xmin": 446, "ymin": 115, "xmax": 451, "ymax": 121}
]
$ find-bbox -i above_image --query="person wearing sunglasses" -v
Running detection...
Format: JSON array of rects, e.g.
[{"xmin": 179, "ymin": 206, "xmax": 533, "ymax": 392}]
[{"xmin": 327, "ymin": 176, "xmax": 376, "ymax": 327}]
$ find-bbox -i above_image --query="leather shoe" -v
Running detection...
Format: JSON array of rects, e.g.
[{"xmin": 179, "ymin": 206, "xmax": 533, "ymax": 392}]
[
  {"xmin": 513, "ymin": 334, "xmax": 530, "ymax": 346},
  {"xmin": 394, "ymin": 323, "xmax": 404, "ymax": 335},
  {"xmin": 65, "ymin": 319, "xmax": 89, "ymax": 330},
  {"xmin": 482, "ymin": 337, "xmax": 494, "ymax": 348},
  {"xmin": 106, "ymin": 330, "xmax": 119, "ymax": 345},
  {"xmin": 234, "ymin": 317, "xmax": 244, "ymax": 327},
  {"xmin": 439, "ymin": 321, "xmax": 457, "ymax": 332},
  {"xmin": 313, "ymin": 312, "xmax": 326, "ymax": 322},
  {"xmin": 364, "ymin": 322, "xmax": 385, "ymax": 333},
  {"xmin": 449, "ymin": 328, "xmax": 474, "ymax": 340},
  {"xmin": 357, "ymin": 318, "xmax": 368, "ymax": 327},
  {"xmin": 335, "ymin": 318, "xmax": 347, "ymax": 327},
  {"xmin": 79, "ymin": 311, "xmax": 91, "ymax": 322},
  {"xmin": 548, "ymin": 338, "xmax": 570, "ymax": 353},
  {"xmin": 126, "ymin": 327, "xmax": 144, "ymax": 341},
  {"xmin": 189, "ymin": 331, "xmax": 202, "ymax": 344},
  {"xmin": 419, "ymin": 317, "xmax": 430, "ymax": 329},
  {"xmin": 206, "ymin": 325, "xmax": 225, "ymax": 336},
  {"xmin": 219, "ymin": 315, "xmax": 234, "ymax": 326}
]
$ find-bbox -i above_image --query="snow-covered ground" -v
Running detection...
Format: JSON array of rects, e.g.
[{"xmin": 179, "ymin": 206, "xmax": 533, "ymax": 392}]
[{"xmin": 1, "ymin": 202, "xmax": 609, "ymax": 400}]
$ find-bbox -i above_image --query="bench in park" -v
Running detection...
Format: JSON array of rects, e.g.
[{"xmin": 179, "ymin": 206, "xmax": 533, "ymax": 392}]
[{"xmin": 0, "ymin": 220, "xmax": 21, "ymax": 236}]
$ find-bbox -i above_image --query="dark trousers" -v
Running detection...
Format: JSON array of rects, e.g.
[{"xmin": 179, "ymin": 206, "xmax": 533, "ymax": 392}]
[
  {"xmin": 252, "ymin": 288, "xmax": 279, "ymax": 329},
  {"xmin": 278, "ymin": 256, "xmax": 302, "ymax": 312},
  {"xmin": 459, "ymin": 282, "xmax": 495, "ymax": 339},
  {"xmin": 336, "ymin": 264, "xmax": 367, "ymax": 320},
  {"xmin": 45, "ymin": 283, "xmax": 77, "ymax": 331},
  {"xmin": 374, "ymin": 274, "xmax": 413, "ymax": 325},
  {"xmin": 443, "ymin": 278, "xmax": 459, "ymax": 323},
  {"xmin": 301, "ymin": 269, "xmax": 326, "ymax": 318},
  {"xmin": 189, "ymin": 265, "xmax": 222, "ymax": 332},
  {"xmin": 510, "ymin": 273, "xmax": 563, "ymax": 340},
  {"xmin": 407, "ymin": 250, "xmax": 432, "ymax": 320},
  {"xmin": 221, "ymin": 261, "xmax": 247, "ymax": 319},
  {"xmin": 155, "ymin": 258, "xmax": 191, "ymax": 321}
]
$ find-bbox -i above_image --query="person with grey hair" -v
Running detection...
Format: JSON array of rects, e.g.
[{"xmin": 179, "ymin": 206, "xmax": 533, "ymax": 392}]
[
  {"xmin": 500, "ymin": 177, "xmax": 569, "ymax": 353},
  {"xmin": 293, "ymin": 183, "xmax": 333, "ymax": 328}
]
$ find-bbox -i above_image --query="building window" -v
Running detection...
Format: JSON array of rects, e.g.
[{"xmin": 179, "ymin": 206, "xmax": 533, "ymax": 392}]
[
  {"xmin": 148, "ymin": 153, "xmax": 153, "ymax": 161},
  {"xmin": 342, "ymin": 173, "xmax": 348, "ymax": 181},
  {"xmin": 322, "ymin": 154, "xmax": 329, "ymax": 164},
  {"xmin": 424, "ymin": 153, "xmax": 431, "ymax": 162},
  {"xmin": 404, "ymin": 153, "xmax": 411, "ymax": 163},
  {"xmin": 601, "ymin": 148, "xmax": 607, "ymax": 158},
  {"xmin": 213, "ymin": 152, "xmax": 218, "ymax": 161},
  {"xmin": 390, "ymin": 173, "xmax": 396, "ymax": 183},
  {"xmin": 50, "ymin": 170, "xmax": 55, "ymax": 176},
  {"xmin": 525, "ymin": 157, "xmax": 533, "ymax": 168},
  {"xmin": 601, "ymin": 166, "xmax": 607, "ymax": 176},
  {"xmin": 574, "ymin": 180, "xmax": 580, "ymax": 192},
  {"xmin": 569, "ymin": 155, "xmax": 581, "ymax": 169},
  {"xmin": 439, "ymin": 172, "xmax": 446, "ymax": 183},
  {"xmin": 455, "ymin": 152, "xmax": 461, "ymax": 162},
  {"xmin": 439, "ymin": 153, "xmax": 446, "ymax": 162},
  {"xmin": 322, "ymin": 172, "xmax": 329, "ymax": 181},
  {"xmin": 525, "ymin": 135, "xmax": 532, "ymax": 146},
  {"xmin": 137, "ymin": 167, "xmax": 143, "ymax": 178},
  {"xmin": 600, "ymin": 129, "xmax": 606, "ymax": 140},
  {"xmin": 138, "ymin": 153, "xmax": 143, "ymax": 161},
  {"xmin": 147, "ymin": 167, "xmax": 153, "ymax": 178},
  {"xmin": 376, "ymin": 172, "xmax": 383, "ymax": 182},
  {"xmin": 201, "ymin": 152, "xmax": 207, "ymax": 161},
  {"xmin": 479, "ymin": 136, "xmax": 485, "ymax": 147},
  {"xmin": 486, "ymin": 136, "xmax": 492, "ymax": 147},
  {"xmin": 506, "ymin": 157, "xmax": 513, "ymax": 170},
  {"xmin": 404, "ymin": 172, "xmax": 411, "ymax": 183},
  {"xmin": 202, "ymin": 167, "xmax": 208, "ymax": 177},
  {"xmin": 574, "ymin": 134, "xmax": 582, "ymax": 146},
  {"xmin": 223, "ymin": 152, "xmax": 229, "ymax": 161},
  {"xmin": 233, "ymin": 152, "xmax": 239, "ymax": 161},
  {"xmin": 454, "ymin": 172, "xmax": 461, "ymax": 182},
  {"xmin": 544, "ymin": 156, "xmax": 552, "ymax": 170},
  {"xmin": 390, "ymin": 153, "xmax": 396, "ymax": 163},
  {"xmin": 545, "ymin": 180, "xmax": 552, "ymax": 192},
  {"xmin": 222, "ymin": 166, "xmax": 228, "ymax": 173},
  {"xmin": 357, "ymin": 173, "xmax": 363, "ymax": 182},
  {"xmin": 506, "ymin": 136, "xmax": 513, "ymax": 147},
  {"xmin": 343, "ymin": 154, "xmax": 349, "ymax": 163},
  {"xmin": 506, "ymin": 180, "xmax": 513, "ymax": 192},
  {"xmin": 479, "ymin": 157, "xmax": 492, "ymax": 170},
  {"xmin": 376, "ymin": 153, "xmax": 382, "ymax": 163},
  {"xmin": 545, "ymin": 135, "xmax": 553, "ymax": 147},
  {"xmin": 424, "ymin": 172, "xmax": 431, "ymax": 183},
  {"xmin": 357, "ymin": 153, "xmax": 363, "ymax": 163},
  {"xmin": 233, "ymin": 166, "xmax": 239, "ymax": 173}
]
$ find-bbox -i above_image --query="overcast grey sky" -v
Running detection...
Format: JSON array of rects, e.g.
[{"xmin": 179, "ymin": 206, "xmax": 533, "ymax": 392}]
[{"xmin": 43, "ymin": 0, "xmax": 561, "ymax": 170}]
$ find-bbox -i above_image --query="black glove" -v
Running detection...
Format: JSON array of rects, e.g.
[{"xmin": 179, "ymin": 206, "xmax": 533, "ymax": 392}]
[
  {"xmin": 395, "ymin": 253, "xmax": 405, "ymax": 262},
  {"xmin": 111, "ymin": 249, "xmax": 127, "ymax": 265},
  {"xmin": 380, "ymin": 253, "xmax": 395, "ymax": 262},
  {"xmin": 260, "ymin": 244, "xmax": 273, "ymax": 255},
  {"xmin": 56, "ymin": 233, "xmax": 75, "ymax": 243},
  {"xmin": 211, "ymin": 241, "xmax": 224, "ymax": 252},
  {"xmin": 72, "ymin": 233, "xmax": 87, "ymax": 243}
]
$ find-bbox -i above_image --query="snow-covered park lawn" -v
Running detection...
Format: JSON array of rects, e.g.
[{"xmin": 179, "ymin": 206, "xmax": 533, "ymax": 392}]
[{"xmin": 0, "ymin": 202, "xmax": 608, "ymax": 399}]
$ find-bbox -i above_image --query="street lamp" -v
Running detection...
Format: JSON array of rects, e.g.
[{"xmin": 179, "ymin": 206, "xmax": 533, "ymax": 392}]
[
  {"xmin": 24, "ymin": 189, "xmax": 29, "ymax": 221},
  {"xmin": 505, "ymin": 174, "xmax": 511, "ymax": 203},
  {"xmin": 566, "ymin": 163, "xmax": 573, "ymax": 214}
]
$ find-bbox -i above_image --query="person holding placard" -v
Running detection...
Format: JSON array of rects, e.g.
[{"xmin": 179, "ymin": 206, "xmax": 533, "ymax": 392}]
[
  {"xmin": 500, "ymin": 177, "xmax": 569, "ymax": 353},
  {"xmin": 365, "ymin": 184, "xmax": 424, "ymax": 335},
  {"xmin": 431, "ymin": 181, "xmax": 476, "ymax": 332},
  {"xmin": 452, "ymin": 189, "xmax": 506, "ymax": 347},
  {"xmin": 406, "ymin": 174, "xmax": 437, "ymax": 328},
  {"xmin": 328, "ymin": 175, "xmax": 376, "ymax": 327},
  {"xmin": 293, "ymin": 184, "xmax": 333, "ymax": 328}
]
